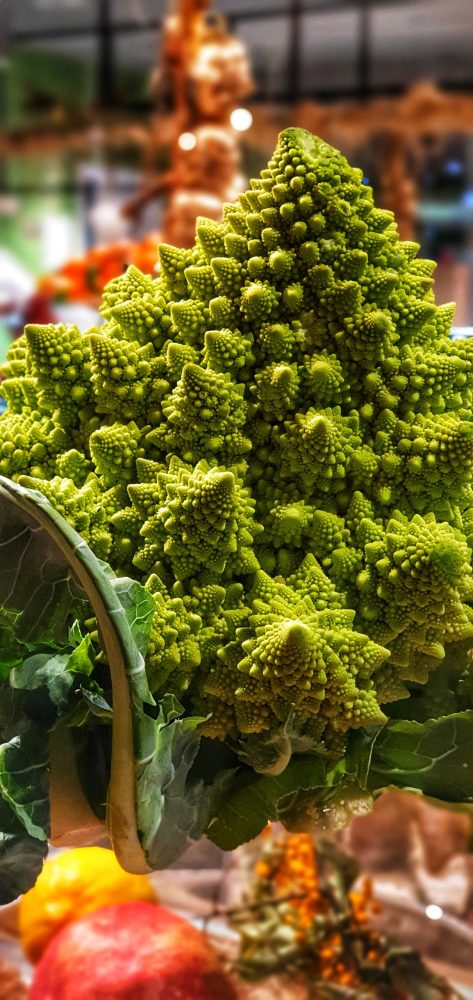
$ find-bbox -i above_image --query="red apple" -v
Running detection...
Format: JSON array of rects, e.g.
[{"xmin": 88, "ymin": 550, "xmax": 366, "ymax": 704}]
[{"xmin": 30, "ymin": 901, "xmax": 239, "ymax": 1000}]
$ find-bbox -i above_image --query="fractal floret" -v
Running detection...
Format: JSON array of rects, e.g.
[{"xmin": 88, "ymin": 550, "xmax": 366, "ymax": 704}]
[
  {"xmin": 0, "ymin": 129, "xmax": 472, "ymax": 838},
  {"xmin": 2, "ymin": 129, "xmax": 472, "ymax": 753}
]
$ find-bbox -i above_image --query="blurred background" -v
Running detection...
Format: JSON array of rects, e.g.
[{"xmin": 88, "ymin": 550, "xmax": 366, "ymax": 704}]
[
  {"xmin": 1, "ymin": 5, "xmax": 473, "ymax": 996},
  {"xmin": 1, "ymin": 0, "xmax": 473, "ymax": 345}
]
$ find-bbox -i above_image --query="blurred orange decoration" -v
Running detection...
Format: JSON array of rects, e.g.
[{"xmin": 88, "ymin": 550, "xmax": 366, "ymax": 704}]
[
  {"xmin": 229, "ymin": 829, "xmax": 465, "ymax": 997},
  {"xmin": 37, "ymin": 0, "xmax": 254, "ymax": 304},
  {"xmin": 242, "ymin": 832, "xmax": 380, "ymax": 989},
  {"xmin": 37, "ymin": 234, "xmax": 160, "ymax": 305}
]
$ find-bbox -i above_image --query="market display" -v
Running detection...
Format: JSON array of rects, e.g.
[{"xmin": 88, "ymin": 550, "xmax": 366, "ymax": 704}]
[{"xmin": 0, "ymin": 127, "xmax": 472, "ymax": 900}]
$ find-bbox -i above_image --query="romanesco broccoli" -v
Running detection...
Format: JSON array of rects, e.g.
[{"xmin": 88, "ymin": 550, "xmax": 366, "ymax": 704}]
[{"xmin": 1, "ymin": 128, "xmax": 472, "ymax": 768}]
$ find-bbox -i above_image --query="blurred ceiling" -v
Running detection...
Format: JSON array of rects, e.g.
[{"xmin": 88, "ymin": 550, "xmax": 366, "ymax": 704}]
[{"xmin": 1, "ymin": 0, "xmax": 472, "ymax": 102}]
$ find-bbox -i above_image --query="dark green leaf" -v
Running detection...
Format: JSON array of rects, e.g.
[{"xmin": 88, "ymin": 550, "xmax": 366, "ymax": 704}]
[
  {"xmin": 207, "ymin": 755, "xmax": 328, "ymax": 850},
  {"xmin": 12, "ymin": 652, "xmax": 74, "ymax": 712},
  {"xmin": 80, "ymin": 684, "xmax": 112, "ymax": 717},
  {"xmin": 0, "ymin": 795, "xmax": 47, "ymax": 904},
  {"xmin": 134, "ymin": 695, "xmax": 206, "ymax": 867},
  {"xmin": 0, "ymin": 688, "xmax": 29, "ymax": 741},
  {"xmin": 370, "ymin": 711, "xmax": 473, "ymax": 801},
  {"xmin": 11, "ymin": 635, "xmax": 96, "ymax": 713},
  {"xmin": 73, "ymin": 726, "xmax": 111, "ymax": 823},
  {"xmin": 0, "ymin": 481, "xmax": 88, "ymax": 650},
  {"xmin": 387, "ymin": 638, "xmax": 473, "ymax": 724},
  {"xmin": 0, "ymin": 608, "xmax": 24, "ymax": 674},
  {"xmin": 207, "ymin": 725, "xmax": 382, "ymax": 850},
  {"xmin": 0, "ymin": 726, "xmax": 49, "ymax": 841},
  {"xmin": 0, "ymin": 477, "xmax": 156, "ymax": 875}
]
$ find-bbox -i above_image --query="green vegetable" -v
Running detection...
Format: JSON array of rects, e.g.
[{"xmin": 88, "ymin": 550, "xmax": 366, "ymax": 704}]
[
  {"xmin": 0, "ymin": 725, "xmax": 49, "ymax": 900},
  {"xmin": 369, "ymin": 711, "xmax": 473, "ymax": 801},
  {"xmin": 0, "ymin": 127, "xmax": 472, "ymax": 896},
  {"xmin": 0, "ymin": 477, "xmax": 154, "ymax": 890}
]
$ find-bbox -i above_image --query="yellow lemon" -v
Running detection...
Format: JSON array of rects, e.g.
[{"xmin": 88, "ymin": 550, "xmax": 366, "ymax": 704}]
[{"xmin": 19, "ymin": 847, "xmax": 156, "ymax": 963}]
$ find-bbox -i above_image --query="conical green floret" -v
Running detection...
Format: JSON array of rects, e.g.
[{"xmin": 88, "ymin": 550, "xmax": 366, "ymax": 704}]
[{"xmin": 1, "ymin": 128, "xmax": 472, "ymax": 764}]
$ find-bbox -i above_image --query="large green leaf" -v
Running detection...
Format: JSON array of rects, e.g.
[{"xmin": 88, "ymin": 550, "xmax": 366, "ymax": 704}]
[
  {"xmin": 206, "ymin": 727, "xmax": 379, "ymax": 851},
  {"xmin": 0, "ymin": 478, "xmax": 236, "ymax": 877},
  {"xmin": 0, "ymin": 726, "xmax": 49, "ymax": 840},
  {"xmin": 370, "ymin": 711, "xmax": 473, "ymax": 801},
  {"xmin": 134, "ymin": 695, "xmax": 208, "ymax": 867},
  {"xmin": 0, "ymin": 477, "xmax": 155, "ymax": 875},
  {"xmin": 0, "ymin": 725, "xmax": 49, "ymax": 903},
  {"xmin": 209, "ymin": 709, "xmax": 473, "ymax": 850},
  {"xmin": 0, "ymin": 795, "xmax": 48, "ymax": 904},
  {"xmin": 206, "ymin": 755, "xmax": 329, "ymax": 850},
  {"xmin": 11, "ymin": 635, "xmax": 95, "ymax": 714},
  {"xmin": 386, "ymin": 638, "xmax": 473, "ymax": 725},
  {"xmin": 0, "ymin": 482, "xmax": 87, "ymax": 654}
]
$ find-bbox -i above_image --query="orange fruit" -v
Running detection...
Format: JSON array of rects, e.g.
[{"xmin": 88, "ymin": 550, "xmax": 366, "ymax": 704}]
[{"xmin": 19, "ymin": 847, "xmax": 156, "ymax": 964}]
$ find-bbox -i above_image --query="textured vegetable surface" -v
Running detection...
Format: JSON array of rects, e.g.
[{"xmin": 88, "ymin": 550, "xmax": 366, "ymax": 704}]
[{"xmin": 0, "ymin": 128, "xmax": 472, "ymax": 895}]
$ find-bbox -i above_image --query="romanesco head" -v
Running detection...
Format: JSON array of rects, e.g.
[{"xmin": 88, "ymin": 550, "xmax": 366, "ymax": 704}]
[{"xmin": 2, "ymin": 127, "xmax": 472, "ymax": 764}]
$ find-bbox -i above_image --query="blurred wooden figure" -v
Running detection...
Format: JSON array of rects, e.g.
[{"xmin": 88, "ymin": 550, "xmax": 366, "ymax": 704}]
[{"xmin": 124, "ymin": 0, "xmax": 253, "ymax": 248}]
